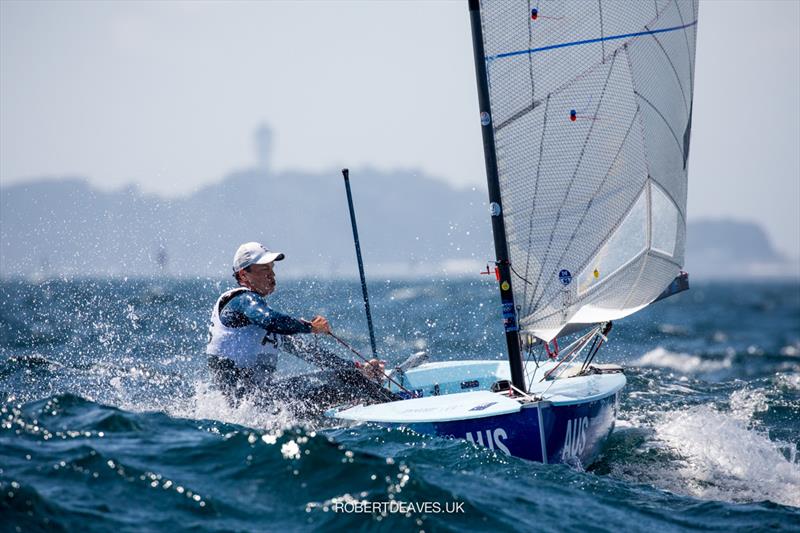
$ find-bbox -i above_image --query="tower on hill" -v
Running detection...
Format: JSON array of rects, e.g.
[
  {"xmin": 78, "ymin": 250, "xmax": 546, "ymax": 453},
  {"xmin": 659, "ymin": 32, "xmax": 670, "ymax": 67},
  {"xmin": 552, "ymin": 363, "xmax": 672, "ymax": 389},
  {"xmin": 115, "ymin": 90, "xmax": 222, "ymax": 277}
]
[{"xmin": 254, "ymin": 123, "xmax": 273, "ymax": 172}]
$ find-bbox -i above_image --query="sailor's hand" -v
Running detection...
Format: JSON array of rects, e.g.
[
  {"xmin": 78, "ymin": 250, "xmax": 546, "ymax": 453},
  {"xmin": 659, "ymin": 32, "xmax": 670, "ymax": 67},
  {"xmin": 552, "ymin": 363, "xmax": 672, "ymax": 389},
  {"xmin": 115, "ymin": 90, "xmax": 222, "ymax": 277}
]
[
  {"xmin": 309, "ymin": 315, "xmax": 331, "ymax": 335},
  {"xmin": 359, "ymin": 358, "xmax": 386, "ymax": 381}
]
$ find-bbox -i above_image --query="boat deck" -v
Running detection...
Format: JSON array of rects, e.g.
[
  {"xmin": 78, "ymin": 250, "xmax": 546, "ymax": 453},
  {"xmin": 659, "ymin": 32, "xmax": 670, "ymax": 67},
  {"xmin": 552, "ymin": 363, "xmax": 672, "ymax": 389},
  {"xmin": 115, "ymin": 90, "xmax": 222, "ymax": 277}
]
[{"xmin": 332, "ymin": 359, "xmax": 625, "ymax": 423}]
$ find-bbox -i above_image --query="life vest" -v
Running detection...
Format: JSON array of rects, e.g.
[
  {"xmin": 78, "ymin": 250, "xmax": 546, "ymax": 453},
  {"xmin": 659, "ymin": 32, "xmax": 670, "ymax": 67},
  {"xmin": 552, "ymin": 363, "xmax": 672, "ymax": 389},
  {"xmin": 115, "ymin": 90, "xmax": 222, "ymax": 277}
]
[{"xmin": 205, "ymin": 288, "xmax": 280, "ymax": 369}]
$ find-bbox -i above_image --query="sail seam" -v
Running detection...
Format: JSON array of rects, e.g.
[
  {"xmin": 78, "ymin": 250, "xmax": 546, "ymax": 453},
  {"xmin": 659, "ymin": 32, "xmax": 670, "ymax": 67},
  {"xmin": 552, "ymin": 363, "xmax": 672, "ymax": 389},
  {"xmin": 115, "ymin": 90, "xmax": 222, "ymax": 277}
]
[
  {"xmin": 523, "ymin": 246, "xmax": 650, "ymax": 324},
  {"xmin": 526, "ymin": 248, "xmax": 649, "ymax": 318},
  {"xmin": 544, "ymin": 111, "xmax": 640, "ymax": 298},
  {"xmin": 633, "ymin": 90, "xmax": 688, "ymax": 223},
  {"xmin": 528, "ymin": 52, "xmax": 618, "ymax": 315},
  {"xmin": 483, "ymin": 1, "xmax": 695, "ymax": 339},
  {"xmin": 528, "ymin": 0, "xmax": 537, "ymax": 110},
  {"xmin": 629, "ymin": 42, "xmax": 688, "ymax": 236},
  {"xmin": 646, "ymin": 27, "xmax": 690, "ymax": 118},
  {"xmin": 495, "ymin": 101, "xmax": 542, "ymax": 132},
  {"xmin": 598, "ymin": 0, "xmax": 606, "ymax": 62},
  {"xmin": 634, "ymin": 92, "xmax": 684, "ymax": 175},
  {"xmin": 622, "ymin": 253, "xmax": 650, "ymax": 308},
  {"xmin": 649, "ymin": 249, "xmax": 684, "ymax": 266},
  {"xmin": 521, "ymin": 95, "xmax": 551, "ymax": 309},
  {"xmin": 535, "ymin": 185, "xmax": 646, "ymax": 310},
  {"xmin": 650, "ymin": 178, "xmax": 686, "ymax": 239},
  {"xmin": 673, "ymin": 0, "xmax": 696, "ymax": 94}
]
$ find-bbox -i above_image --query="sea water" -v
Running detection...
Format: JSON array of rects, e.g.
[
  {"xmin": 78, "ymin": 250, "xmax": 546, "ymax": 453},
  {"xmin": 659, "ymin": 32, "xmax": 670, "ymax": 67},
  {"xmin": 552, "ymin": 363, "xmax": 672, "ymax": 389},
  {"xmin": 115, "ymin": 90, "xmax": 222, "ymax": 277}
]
[{"xmin": 1, "ymin": 278, "xmax": 798, "ymax": 531}]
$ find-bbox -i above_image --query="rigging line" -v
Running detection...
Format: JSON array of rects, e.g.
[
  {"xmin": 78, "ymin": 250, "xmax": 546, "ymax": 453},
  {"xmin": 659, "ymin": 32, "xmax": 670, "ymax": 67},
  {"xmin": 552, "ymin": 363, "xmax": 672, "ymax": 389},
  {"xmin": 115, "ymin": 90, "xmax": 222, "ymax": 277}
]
[
  {"xmin": 539, "ymin": 330, "xmax": 597, "ymax": 399},
  {"xmin": 541, "ymin": 327, "xmax": 597, "ymax": 381},
  {"xmin": 533, "ymin": 109, "xmax": 639, "ymax": 304},
  {"xmin": 646, "ymin": 25, "xmax": 690, "ymax": 117},
  {"xmin": 526, "ymin": 342, "xmax": 543, "ymax": 391},
  {"xmin": 528, "ymin": 52, "xmax": 618, "ymax": 314},
  {"xmin": 486, "ymin": 20, "xmax": 697, "ymax": 61},
  {"xmin": 522, "ymin": 94, "xmax": 551, "ymax": 310},
  {"xmin": 580, "ymin": 335, "xmax": 601, "ymax": 373},
  {"xmin": 547, "ymin": 336, "xmax": 593, "ymax": 383},
  {"xmin": 510, "ymin": 262, "xmax": 533, "ymax": 285},
  {"xmin": 581, "ymin": 325, "xmax": 610, "ymax": 372},
  {"xmin": 509, "ymin": 383, "xmax": 537, "ymax": 402},
  {"xmin": 536, "ymin": 330, "xmax": 594, "ymax": 390},
  {"xmin": 524, "ymin": 339, "xmax": 542, "ymax": 391},
  {"xmin": 328, "ymin": 332, "xmax": 412, "ymax": 395}
]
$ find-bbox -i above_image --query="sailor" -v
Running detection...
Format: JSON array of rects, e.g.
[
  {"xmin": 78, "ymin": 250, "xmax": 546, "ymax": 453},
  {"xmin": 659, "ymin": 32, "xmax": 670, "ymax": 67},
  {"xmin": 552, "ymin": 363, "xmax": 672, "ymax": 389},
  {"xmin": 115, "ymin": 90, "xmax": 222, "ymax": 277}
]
[{"xmin": 206, "ymin": 242, "xmax": 382, "ymax": 404}]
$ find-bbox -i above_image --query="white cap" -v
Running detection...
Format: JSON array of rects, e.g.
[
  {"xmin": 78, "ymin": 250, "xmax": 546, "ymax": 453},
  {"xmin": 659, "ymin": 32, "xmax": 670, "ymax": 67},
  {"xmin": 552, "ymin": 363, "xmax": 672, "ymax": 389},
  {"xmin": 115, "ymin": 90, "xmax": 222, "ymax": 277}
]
[{"xmin": 232, "ymin": 242, "xmax": 285, "ymax": 272}]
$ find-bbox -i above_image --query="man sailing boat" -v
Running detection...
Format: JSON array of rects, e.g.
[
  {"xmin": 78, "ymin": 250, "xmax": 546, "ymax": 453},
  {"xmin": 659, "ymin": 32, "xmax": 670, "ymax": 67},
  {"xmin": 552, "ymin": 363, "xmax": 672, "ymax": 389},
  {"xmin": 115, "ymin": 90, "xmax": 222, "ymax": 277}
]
[{"xmin": 206, "ymin": 242, "xmax": 386, "ymax": 408}]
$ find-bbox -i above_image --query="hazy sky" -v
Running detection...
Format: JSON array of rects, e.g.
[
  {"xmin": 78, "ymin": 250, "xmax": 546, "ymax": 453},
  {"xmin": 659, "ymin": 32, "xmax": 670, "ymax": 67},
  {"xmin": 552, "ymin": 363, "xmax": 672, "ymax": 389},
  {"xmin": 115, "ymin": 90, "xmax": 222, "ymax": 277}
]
[{"xmin": 1, "ymin": 1, "xmax": 798, "ymax": 257}]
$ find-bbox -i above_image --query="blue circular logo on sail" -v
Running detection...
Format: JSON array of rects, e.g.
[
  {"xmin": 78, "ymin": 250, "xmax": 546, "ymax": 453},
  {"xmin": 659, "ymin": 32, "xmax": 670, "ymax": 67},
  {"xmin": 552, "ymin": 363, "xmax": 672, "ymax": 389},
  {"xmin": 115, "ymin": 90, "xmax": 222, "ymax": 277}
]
[{"xmin": 558, "ymin": 269, "xmax": 572, "ymax": 286}]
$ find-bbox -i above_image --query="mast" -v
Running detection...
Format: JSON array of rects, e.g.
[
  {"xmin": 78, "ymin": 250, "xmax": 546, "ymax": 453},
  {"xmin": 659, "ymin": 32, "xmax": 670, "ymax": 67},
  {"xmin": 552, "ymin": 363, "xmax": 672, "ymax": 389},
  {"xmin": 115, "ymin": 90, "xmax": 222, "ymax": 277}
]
[
  {"xmin": 341, "ymin": 168, "xmax": 378, "ymax": 358},
  {"xmin": 468, "ymin": 0, "xmax": 526, "ymax": 393}
]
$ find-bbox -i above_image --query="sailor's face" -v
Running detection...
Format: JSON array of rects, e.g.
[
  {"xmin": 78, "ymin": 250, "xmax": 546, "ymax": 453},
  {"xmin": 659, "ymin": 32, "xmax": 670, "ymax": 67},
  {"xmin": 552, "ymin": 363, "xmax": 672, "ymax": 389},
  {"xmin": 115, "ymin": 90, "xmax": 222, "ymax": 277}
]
[{"xmin": 243, "ymin": 262, "xmax": 276, "ymax": 296}]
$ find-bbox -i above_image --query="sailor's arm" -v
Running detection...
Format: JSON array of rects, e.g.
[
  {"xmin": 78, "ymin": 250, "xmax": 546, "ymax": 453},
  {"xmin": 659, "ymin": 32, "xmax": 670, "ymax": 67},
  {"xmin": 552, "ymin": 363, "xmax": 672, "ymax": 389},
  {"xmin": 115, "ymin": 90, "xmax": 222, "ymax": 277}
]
[{"xmin": 226, "ymin": 292, "xmax": 326, "ymax": 335}]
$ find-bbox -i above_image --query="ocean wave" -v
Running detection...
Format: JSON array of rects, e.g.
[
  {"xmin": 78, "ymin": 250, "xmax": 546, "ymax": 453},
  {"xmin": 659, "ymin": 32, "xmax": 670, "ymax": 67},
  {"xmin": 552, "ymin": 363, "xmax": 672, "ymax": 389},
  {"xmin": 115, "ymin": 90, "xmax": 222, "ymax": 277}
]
[
  {"xmin": 656, "ymin": 323, "xmax": 691, "ymax": 336},
  {"xmin": 610, "ymin": 388, "xmax": 800, "ymax": 508},
  {"xmin": 2, "ymin": 279, "xmax": 800, "ymax": 529},
  {"xmin": 0, "ymin": 479, "xmax": 72, "ymax": 531},
  {"xmin": 780, "ymin": 343, "xmax": 800, "ymax": 357},
  {"xmin": 775, "ymin": 373, "xmax": 800, "ymax": 391},
  {"xmin": 632, "ymin": 347, "xmax": 732, "ymax": 374}
]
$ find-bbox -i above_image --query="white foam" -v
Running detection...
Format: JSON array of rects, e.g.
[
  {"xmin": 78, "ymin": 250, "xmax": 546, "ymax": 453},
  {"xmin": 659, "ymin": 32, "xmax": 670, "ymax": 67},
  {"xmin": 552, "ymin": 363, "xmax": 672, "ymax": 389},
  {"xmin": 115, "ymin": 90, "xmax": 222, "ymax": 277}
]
[
  {"xmin": 657, "ymin": 324, "xmax": 690, "ymax": 336},
  {"xmin": 728, "ymin": 388, "xmax": 768, "ymax": 421},
  {"xmin": 640, "ymin": 389, "xmax": 800, "ymax": 507},
  {"xmin": 164, "ymin": 379, "xmax": 304, "ymax": 432},
  {"xmin": 389, "ymin": 287, "xmax": 421, "ymax": 301},
  {"xmin": 776, "ymin": 373, "xmax": 800, "ymax": 391},
  {"xmin": 632, "ymin": 347, "xmax": 731, "ymax": 374},
  {"xmin": 107, "ymin": 373, "xmax": 306, "ymax": 433}
]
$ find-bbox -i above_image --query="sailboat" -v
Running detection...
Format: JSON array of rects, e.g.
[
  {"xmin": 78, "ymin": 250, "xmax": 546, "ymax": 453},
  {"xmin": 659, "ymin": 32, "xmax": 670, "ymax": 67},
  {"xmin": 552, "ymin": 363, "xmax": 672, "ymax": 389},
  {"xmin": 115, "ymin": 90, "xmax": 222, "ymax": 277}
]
[{"xmin": 327, "ymin": 0, "xmax": 698, "ymax": 465}]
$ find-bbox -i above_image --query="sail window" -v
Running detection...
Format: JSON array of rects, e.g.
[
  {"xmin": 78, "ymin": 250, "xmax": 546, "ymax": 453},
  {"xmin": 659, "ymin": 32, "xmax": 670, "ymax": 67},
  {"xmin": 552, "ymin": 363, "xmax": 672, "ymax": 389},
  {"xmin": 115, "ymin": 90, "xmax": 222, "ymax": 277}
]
[
  {"xmin": 578, "ymin": 190, "xmax": 648, "ymax": 294},
  {"xmin": 650, "ymin": 182, "xmax": 679, "ymax": 257}
]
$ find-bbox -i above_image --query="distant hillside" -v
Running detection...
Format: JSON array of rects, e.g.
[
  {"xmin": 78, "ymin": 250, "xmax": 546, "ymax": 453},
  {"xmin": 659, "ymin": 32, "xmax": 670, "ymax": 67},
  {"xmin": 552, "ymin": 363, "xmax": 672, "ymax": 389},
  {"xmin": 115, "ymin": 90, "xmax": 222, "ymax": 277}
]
[
  {"xmin": 1, "ymin": 172, "xmax": 795, "ymax": 280},
  {"xmin": 0, "ymin": 169, "xmax": 493, "ymax": 278},
  {"xmin": 684, "ymin": 219, "xmax": 797, "ymax": 279}
]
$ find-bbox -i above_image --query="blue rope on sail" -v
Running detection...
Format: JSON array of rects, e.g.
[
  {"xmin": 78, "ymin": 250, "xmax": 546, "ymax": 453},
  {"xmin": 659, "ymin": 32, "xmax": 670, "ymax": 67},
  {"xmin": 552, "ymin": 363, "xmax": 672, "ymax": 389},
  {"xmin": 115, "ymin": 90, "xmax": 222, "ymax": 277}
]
[{"xmin": 486, "ymin": 20, "xmax": 697, "ymax": 61}]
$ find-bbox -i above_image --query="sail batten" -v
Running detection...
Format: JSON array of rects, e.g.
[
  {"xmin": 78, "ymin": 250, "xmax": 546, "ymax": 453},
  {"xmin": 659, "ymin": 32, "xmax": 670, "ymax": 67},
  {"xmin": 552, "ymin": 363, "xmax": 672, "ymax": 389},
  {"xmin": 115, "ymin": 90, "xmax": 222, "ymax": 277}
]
[{"xmin": 477, "ymin": 0, "xmax": 698, "ymax": 342}]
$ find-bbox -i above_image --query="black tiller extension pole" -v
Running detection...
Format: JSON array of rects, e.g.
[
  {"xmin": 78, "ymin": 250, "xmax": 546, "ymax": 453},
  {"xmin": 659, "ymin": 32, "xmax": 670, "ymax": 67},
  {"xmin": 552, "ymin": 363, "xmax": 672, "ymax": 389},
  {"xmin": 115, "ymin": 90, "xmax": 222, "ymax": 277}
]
[{"xmin": 341, "ymin": 168, "xmax": 378, "ymax": 358}]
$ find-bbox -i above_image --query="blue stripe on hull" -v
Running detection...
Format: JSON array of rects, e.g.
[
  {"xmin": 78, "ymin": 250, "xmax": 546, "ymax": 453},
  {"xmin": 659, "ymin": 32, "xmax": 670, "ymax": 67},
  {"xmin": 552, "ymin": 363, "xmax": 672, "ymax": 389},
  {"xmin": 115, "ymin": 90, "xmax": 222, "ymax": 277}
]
[{"xmin": 406, "ymin": 391, "xmax": 620, "ymax": 464}]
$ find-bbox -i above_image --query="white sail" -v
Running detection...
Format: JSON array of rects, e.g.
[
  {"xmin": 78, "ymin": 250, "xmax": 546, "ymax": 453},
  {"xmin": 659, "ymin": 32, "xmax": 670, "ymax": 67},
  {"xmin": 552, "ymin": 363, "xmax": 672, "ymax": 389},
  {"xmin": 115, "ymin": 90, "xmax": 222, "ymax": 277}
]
[{"xmin": 478, "ymin": 0, "xmax": 698, "ymax": 341}]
